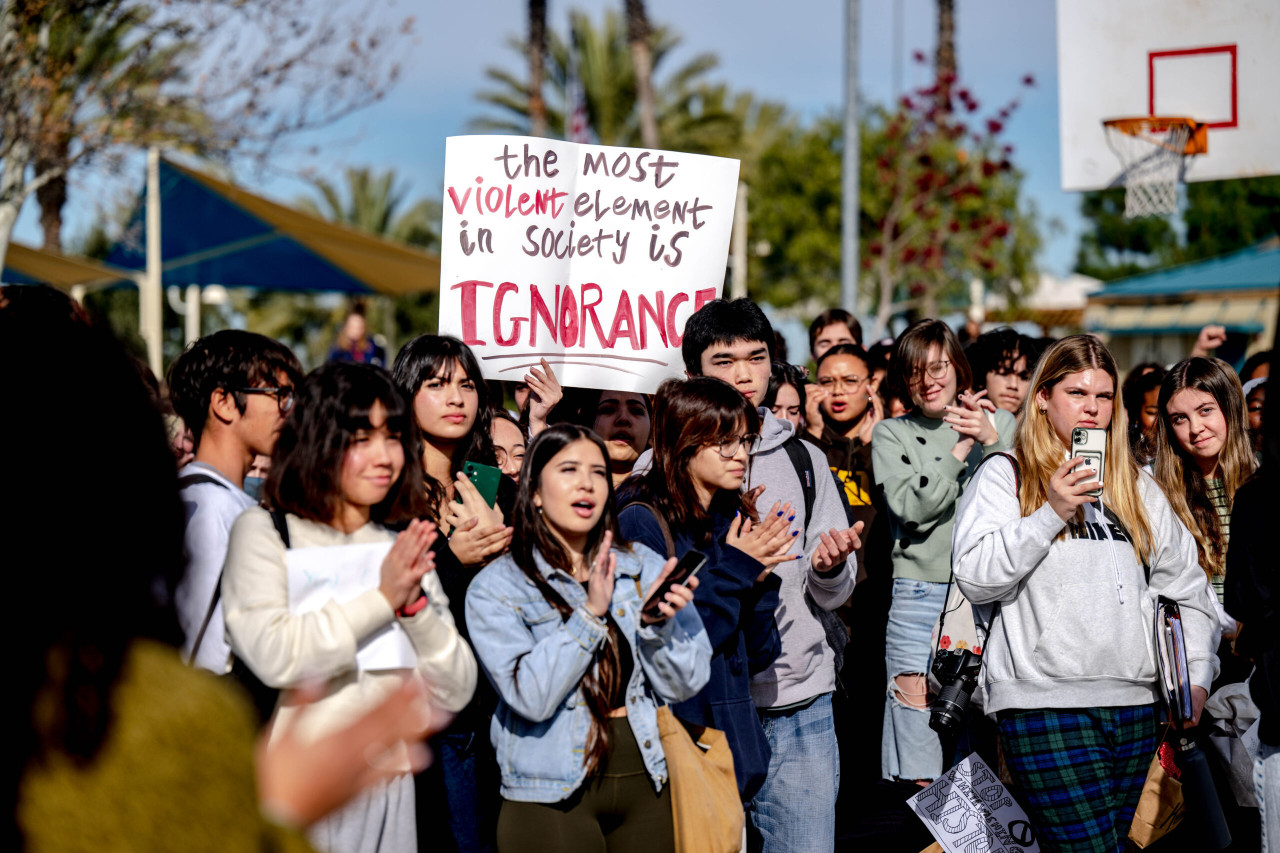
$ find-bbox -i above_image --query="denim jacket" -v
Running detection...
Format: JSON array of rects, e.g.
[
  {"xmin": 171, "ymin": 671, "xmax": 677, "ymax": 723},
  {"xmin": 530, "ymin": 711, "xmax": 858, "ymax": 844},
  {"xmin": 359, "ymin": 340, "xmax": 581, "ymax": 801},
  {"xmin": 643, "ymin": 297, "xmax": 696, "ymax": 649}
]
[{"xmin": 465, "ymin": 542, "xmax": 712, "ymax": 803}]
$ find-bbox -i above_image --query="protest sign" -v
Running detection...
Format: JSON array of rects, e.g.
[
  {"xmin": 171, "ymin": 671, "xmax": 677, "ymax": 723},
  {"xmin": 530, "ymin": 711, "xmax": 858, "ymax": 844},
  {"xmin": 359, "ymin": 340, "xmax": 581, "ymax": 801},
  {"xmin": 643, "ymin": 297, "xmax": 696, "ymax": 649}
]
[
  {"xmin": 907, "ymin": 752, "xmax": 1041, "ymax": 853},
  {"xmin": 287, "ymin": 543, "xmax": 417, "ymax": 672},
  {"xmin": 439, "ymin": 135, "xmax": 740, "ymax": 393}
]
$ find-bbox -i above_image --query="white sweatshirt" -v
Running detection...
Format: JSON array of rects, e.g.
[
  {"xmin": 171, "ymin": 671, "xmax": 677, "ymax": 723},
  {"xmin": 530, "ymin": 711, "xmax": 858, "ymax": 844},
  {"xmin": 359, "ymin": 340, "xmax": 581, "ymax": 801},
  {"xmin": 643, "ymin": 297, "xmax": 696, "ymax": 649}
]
[{"xmin": 951, "ymin": 455, "xmax": 1219, "ymax": 716}]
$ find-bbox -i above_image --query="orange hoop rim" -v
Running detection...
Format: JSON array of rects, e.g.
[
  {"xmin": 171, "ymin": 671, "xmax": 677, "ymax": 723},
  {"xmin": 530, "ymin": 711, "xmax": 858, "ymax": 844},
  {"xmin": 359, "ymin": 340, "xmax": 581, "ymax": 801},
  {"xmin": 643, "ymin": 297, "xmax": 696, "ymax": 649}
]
[{"xmin": 1102, "ymin": 116, "xmax": 1208, "ymax": 156}]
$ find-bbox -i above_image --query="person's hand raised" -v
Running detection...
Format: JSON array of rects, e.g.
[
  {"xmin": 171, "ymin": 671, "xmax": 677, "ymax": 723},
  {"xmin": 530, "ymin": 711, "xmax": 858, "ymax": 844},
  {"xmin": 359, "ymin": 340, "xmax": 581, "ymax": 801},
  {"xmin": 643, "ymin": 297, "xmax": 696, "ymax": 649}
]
[
  {"xmin": 380, "ymin": 519, "xmax": 437, "ymax": 611},
  {"xmin": 726, "ymin": 501, "xmax": 801, "ymax": 581},
  {"xmin": 1047, "ymin": 456, "xmax": 1100, "ymax": 521},
  {"xmin": 584, "ymin": 530, "xmax": 616, "ymax": 619}
]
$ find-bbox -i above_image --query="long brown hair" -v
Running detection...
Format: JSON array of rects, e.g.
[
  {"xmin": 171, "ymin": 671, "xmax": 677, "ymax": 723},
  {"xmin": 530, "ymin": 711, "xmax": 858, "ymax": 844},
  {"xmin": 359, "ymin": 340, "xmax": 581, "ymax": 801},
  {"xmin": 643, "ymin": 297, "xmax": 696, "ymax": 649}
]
[
  {"xmin": 1152, "ymin": 357, "xmax": 1256, "ymax": 578},
  {"xmin": 1014, "ymin": 335, "xmax": 1155, "ymax": 564},
  {"xmin": 635, "ymin": 377, "xmax": 760, "ymax": 541},
  {"xmin": 511, "ymin": 424, "xmax": 631, "ymax": 778}
]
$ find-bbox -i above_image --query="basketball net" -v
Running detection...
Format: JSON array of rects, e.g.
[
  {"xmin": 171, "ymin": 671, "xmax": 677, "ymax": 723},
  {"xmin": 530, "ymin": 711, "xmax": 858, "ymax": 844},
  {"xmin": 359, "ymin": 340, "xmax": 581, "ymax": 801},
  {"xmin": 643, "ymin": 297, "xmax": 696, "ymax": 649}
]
[{"xmin": 1102, "ymin": 118, "xmax": 1203, "ymax": 218}]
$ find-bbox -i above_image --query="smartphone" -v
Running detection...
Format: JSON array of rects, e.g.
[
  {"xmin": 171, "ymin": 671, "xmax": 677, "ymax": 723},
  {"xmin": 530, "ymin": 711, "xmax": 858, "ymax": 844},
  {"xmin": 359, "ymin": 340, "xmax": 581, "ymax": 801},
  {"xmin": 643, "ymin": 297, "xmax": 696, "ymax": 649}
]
[
  {"xmin": 1067, "ymin": 427, "xmax": 1106, "ymax": 497},
  {"xmin": 641, "ymin": 550, "xmax": 708, "ymax": 621},
  {"xmin": 456, "ymin": 461, "xmax": 502, "ymax": 508}
]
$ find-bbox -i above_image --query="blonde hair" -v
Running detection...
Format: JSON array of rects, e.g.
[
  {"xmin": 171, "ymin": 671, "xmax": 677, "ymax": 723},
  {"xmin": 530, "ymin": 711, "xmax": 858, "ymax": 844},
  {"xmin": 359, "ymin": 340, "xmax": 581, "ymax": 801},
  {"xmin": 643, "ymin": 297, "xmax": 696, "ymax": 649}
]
[
  {"xmin": 1014, "ymin": 335, "xmax": 1154, "ymax": 564},
  {"xmin": 1152, "ymin": 357, "xmax": 1256, "ymax": 578}
]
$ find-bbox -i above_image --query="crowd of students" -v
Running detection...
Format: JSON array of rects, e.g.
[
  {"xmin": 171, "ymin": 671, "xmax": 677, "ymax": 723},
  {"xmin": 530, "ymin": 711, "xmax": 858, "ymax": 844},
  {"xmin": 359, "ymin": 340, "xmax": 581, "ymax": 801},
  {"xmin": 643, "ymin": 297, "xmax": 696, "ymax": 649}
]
[{"xmin": 6, "ymin": 280, "xmax": 1277, "ymax": 853}]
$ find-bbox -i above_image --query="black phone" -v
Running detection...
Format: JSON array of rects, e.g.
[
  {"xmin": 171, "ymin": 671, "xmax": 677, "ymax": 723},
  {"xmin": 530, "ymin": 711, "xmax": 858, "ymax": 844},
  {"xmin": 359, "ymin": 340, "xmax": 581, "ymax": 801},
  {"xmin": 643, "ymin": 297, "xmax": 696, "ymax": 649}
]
[{"xmin": 641, "ymin": 549, "xmax": 707, "ymax": 620}]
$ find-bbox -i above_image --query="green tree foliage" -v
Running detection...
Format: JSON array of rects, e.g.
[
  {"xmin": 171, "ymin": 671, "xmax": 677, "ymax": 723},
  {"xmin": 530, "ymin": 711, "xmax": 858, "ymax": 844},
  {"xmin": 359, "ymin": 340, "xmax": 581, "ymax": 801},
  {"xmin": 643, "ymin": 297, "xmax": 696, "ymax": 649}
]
[
  {"xmin": 1074, "ymin": 177, "xmax": 1280, "ymax": 280},
  {"xmin": 1183, "ymin": 177, "xmax": 1280, "ymax": 261},
  {"xmin": 750, "ymin": 76, "xmax": 1040, "ymax": 329}
]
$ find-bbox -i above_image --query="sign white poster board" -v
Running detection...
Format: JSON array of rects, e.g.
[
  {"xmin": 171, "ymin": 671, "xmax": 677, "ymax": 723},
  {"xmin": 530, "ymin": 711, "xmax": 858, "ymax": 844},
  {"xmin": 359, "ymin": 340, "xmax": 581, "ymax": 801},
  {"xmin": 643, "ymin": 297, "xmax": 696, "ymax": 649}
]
[
  {"xmin": 286, "ymin": 543, "xmax": 417, "ymax": 672},
  {"xmin": 907, "ymin": 752, "xmax": 1041, "ymax": 853},
  {"xmin": 439, "ymin": 136, "xmax": 740, "ymax": 393}
]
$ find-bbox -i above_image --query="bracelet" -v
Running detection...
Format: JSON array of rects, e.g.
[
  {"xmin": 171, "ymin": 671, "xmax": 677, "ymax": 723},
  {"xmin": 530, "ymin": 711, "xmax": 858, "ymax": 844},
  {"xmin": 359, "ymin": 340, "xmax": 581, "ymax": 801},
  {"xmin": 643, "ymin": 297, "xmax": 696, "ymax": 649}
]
[{"xmin": 397, "ymin": 589, "xmax": 429, "ymax": 618}]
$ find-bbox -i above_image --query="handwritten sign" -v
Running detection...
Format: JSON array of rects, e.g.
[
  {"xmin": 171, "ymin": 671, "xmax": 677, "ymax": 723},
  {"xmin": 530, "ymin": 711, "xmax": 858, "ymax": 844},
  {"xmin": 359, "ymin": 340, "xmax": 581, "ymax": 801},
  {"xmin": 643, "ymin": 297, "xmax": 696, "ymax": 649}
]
[
  {"xmin": 439, "ymin": 136, "xmax": 740, "ymax": 393},
  {"xmin": 907, "ymin": 753, "xmax": 1041, "ymax": 853},
  {"xmin": 286, "ymin": 543, "xmax": 417, "ymax": 672}
]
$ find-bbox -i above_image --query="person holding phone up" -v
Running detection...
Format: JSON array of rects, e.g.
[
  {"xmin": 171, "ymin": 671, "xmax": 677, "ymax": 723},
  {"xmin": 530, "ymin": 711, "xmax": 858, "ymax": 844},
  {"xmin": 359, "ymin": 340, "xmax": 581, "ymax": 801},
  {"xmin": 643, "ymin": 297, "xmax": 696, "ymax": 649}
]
[
  {"xmin": 618, "ymin": 377, "xmax": 797, "ymax": 807},
  {"xmin": 952, "ymin": 335, "xmax": 1219, "ymax": 852},
  {"xmin": 466, "ymin": 424, "xmax": 711, "ymax": 853}
]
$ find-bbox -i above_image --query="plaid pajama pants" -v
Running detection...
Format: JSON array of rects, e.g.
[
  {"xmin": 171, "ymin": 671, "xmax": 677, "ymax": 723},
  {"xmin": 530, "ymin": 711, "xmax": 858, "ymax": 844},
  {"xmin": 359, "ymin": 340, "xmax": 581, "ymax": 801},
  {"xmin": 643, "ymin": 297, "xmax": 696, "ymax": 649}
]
[{"xmin": 997, "ymin": 705, "xmax": 1156, "ymax": 853}]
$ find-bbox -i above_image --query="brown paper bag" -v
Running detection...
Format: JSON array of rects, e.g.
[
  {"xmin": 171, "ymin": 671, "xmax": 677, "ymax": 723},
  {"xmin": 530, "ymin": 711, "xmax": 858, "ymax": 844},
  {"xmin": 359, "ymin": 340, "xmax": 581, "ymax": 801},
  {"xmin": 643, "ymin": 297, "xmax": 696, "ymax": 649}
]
[{"xmin": 1128, "ymin": 746, "xmax": 1186, "ymax": 848}]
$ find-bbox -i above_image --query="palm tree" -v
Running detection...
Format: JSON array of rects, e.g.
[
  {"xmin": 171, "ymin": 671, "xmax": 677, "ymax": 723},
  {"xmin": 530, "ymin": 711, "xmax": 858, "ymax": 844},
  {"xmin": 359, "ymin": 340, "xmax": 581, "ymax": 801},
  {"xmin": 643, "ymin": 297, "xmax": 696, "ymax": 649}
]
[
  {"xmin": 295, "ymin": 166, "xmax": 439, "ymax": 251},
  {"xmin": 935, "ymin": 0, "xmax": 957, "ymax": 113},
  {"xmin": 624, "ymin": 0, "xmax": 659, "ymax": 148},
  {"xmin": 32, "ymin": 4, "xmax": 205, "ymax": 250},
  {"xmin": 528, "ymin": 0, "xmax": 547, "ymax": 136},
  {"xmin": 472, "ymin": 9, "xmax": 725, "ymax": 149}
]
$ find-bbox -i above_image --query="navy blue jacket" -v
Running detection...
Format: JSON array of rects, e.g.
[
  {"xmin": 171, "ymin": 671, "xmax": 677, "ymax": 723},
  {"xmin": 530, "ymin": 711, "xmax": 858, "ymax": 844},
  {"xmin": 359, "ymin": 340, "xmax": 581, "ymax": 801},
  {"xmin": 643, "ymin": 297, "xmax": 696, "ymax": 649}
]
[{"xmin": 617, "ymin": 486, "xmax": 782, "ymax": 801}]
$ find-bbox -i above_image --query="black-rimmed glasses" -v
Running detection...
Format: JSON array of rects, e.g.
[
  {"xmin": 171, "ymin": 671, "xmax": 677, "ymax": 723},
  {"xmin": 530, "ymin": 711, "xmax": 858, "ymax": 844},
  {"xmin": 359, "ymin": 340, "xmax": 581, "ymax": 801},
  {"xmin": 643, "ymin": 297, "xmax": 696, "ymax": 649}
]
[{"xmin": 236, "ymin": 386, "xmax": 295, "ymax": 414}]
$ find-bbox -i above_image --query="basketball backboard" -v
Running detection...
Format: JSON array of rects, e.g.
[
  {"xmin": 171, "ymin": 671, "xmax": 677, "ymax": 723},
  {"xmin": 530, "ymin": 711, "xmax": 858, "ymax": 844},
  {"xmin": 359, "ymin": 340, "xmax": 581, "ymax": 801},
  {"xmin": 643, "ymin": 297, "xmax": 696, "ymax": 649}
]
[{"xmin": 1057, "ymin": 0, "xmax": 1280, "ymax": 192}]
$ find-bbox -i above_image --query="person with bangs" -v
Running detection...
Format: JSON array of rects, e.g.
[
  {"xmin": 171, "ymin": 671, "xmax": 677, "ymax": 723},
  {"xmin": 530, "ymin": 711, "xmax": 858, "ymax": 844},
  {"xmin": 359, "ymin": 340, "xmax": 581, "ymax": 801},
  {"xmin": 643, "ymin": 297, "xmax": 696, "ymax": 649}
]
[
  {"xmin": 617, "ymin": 377, "xmax": 795, "ymax": 808},
  {"xmin": 392, "ymin": 334, "xmax": 529, "ymax": 853},
  {"xmin": 550, "ymin": 386, "xmax": 654, "ymax": 490},
  {"xmin": 765, "ymin": 361, "xmax": 808, "ymax": 434},
  {"xmin": 1152, "ymin": 358, "xmax": 1257, "ymax": 688},
  {"xmin": 953, "ymin": 335, "xmax": 1219, "ymax": 852},
  {"xmin": 872, "ymin": 319, "xmax": 1016, "ymax": 784},
  {"xmin": 222, "ymin": 361, "xmax": 478, "ymax": 853},
  {"xmin": 1121, "ymin": 362, "xmax": 1167, "ymax": 467},
  {"xmin": 465, "ymin": 424, "xmax": 711, "ymax": 852}
]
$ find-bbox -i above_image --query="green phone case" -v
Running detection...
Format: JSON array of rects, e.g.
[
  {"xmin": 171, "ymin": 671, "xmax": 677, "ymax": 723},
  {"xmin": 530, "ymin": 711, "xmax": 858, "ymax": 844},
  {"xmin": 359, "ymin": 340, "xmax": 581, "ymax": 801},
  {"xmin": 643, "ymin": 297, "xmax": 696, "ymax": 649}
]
[{"xmin": 457, "ymin": 461, "xmax": 502, "ymax": 508}]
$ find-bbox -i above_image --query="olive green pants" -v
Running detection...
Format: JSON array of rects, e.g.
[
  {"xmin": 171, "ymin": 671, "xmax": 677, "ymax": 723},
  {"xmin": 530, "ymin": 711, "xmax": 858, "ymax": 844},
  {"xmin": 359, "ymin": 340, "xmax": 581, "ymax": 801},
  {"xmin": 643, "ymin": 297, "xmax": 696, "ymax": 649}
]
[{"xmin": 496, "ymin": 718, "xmax": 675, "ymax": 853}]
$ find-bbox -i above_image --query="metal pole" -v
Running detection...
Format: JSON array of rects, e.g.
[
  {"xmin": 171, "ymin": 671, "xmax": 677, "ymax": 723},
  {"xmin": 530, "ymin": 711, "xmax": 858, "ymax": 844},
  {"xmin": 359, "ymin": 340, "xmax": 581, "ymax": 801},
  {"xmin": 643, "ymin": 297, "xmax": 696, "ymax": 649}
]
[
  {"xmin": 842, "ymin": 0, "xmax": 861, "ymax": 315},
  {"xmin": 730, "ymin": 181, "xmax": 748, "ymax": 300},
  {"xmin": 141, "ymin": 147, "xmax": 164, "ymax": 375},
  {"xmin": 185, "ymin": 284, "xmax": 201, "ymax": 345}
]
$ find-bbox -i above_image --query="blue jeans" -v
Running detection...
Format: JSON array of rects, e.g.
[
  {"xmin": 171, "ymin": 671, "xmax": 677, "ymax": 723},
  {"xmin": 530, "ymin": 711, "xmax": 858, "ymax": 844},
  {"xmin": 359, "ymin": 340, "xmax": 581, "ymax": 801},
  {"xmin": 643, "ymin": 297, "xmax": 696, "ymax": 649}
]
[
  {"xmin": 438, "ymin": 730, "xmax": 499, "ymax": 853},
  {"xmin": 882, "ymin": 578, "xmax": 948, "ymax": 782},
  {"xmin": 748, "ymin": 692, "xmax": 839, "ymax": 853}
]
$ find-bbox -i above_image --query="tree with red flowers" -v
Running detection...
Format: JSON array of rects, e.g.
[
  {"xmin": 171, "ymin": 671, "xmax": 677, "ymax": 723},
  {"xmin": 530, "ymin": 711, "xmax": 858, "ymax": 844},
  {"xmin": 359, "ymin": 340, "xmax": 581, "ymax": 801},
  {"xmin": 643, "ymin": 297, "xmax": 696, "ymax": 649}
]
[{"xmin": 860, "ymin": 59, "xmax": 1041, "ymax": 332}]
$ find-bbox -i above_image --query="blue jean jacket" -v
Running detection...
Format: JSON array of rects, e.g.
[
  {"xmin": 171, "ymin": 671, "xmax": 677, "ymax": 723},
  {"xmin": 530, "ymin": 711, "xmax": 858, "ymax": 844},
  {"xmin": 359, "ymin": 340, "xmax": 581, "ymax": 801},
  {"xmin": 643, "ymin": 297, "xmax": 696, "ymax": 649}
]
[{"xmin": 465, "ymin": 542, "xmax": 712, "ymax": 803}]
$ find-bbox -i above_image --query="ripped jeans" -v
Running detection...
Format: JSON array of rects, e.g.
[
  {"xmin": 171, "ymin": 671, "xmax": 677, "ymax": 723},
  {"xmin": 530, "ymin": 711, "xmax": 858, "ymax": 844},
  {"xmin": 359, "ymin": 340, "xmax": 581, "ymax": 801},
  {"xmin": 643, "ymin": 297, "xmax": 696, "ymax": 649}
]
[{"xmin": 882, "ymin": 578, "xmax": 947, "ymax": 782}]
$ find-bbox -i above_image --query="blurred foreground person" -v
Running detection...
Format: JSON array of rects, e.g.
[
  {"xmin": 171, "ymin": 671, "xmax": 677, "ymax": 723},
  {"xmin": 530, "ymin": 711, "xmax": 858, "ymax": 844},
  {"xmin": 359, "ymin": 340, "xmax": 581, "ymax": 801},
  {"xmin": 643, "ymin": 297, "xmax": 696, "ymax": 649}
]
[{"xmin": 2, "ymin": 286, "xmax": 447, "ymax": 853}]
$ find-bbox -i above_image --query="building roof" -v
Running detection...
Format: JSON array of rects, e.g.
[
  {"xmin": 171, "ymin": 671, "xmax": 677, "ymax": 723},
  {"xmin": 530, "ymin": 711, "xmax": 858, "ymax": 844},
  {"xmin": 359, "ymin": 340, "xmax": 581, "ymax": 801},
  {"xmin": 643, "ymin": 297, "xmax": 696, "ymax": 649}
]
[{"xmin": 1092, "ymin": 240, "xmax": 1280, "ymax": 302}]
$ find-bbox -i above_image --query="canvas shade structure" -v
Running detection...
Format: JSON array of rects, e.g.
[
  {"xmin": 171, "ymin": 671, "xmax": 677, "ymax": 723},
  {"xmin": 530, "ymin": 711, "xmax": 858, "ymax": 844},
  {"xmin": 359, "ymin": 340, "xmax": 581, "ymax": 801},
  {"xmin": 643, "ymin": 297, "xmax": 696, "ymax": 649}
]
[
  {"xmin": 2, "ymin": 241, "xmax": 134, "ymax": 291},
  {"xmin": 106, "ymin": 152, "xmax": 442, "ymax": 372}
]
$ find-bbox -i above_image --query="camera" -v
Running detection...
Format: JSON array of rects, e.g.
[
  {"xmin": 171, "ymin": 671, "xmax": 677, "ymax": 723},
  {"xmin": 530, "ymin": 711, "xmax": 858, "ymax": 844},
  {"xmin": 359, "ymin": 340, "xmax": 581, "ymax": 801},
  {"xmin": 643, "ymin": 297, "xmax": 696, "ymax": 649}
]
[{"xmin": 929, "ymin": 648, "xmax": 982, "ymax": 735}]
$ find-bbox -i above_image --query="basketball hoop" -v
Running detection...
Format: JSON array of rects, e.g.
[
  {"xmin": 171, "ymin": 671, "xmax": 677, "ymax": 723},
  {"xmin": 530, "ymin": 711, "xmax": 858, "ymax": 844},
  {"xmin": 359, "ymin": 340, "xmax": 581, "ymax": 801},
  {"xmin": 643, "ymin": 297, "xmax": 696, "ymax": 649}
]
[{"xmin": 1102, "ymin": 117, "xmax": 1208, "ymax": 218}]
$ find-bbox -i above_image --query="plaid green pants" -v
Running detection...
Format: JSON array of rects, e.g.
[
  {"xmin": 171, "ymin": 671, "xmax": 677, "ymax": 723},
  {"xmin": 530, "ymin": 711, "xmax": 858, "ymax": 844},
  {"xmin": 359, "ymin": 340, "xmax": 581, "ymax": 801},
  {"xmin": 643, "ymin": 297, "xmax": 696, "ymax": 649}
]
[{"xmin": 997, "ymin": 705, "xmax": 1156, "ymax": 853}]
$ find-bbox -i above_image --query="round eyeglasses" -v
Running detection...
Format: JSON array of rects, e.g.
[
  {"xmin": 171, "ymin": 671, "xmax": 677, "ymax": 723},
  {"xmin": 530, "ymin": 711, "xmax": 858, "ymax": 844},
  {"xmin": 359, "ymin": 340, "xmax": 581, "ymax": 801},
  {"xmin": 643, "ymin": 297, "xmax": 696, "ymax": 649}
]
[{"xmin": 715, "ymin": 434, "xmax": 759, "ymax": 458}]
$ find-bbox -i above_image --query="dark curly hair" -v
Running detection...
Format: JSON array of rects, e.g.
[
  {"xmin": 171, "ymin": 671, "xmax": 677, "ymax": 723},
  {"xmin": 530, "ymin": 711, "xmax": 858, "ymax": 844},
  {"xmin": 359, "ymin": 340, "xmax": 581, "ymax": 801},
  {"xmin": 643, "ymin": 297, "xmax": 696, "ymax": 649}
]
[
  {"xmin": 391, "ymin": 335, "xmax": 497, "ymax": 518},
  {"xmin": 265, "ymin": 362, "xmax": 430, "ymax": 526},
  {"xmin": 166, "ymin": 330, "xmax": 302, "ymax": 447}
]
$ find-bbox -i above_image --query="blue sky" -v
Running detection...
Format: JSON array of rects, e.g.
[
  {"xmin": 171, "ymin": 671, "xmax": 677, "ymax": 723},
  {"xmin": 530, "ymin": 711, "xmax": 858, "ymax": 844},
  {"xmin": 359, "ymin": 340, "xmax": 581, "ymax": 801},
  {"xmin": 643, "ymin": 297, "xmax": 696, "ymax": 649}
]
[{"xmin": 16, "ymin": 0, "xmax": 1082, "ymax": 276}]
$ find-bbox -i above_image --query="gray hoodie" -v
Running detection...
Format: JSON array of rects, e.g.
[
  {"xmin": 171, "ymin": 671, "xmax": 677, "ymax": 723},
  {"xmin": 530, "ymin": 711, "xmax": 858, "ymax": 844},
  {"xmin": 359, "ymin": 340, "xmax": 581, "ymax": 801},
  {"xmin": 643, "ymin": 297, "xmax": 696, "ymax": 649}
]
[
  {"xmin": 635, "ymin": 409, "xmax": 858, "ymax": 708},
  {"xmin": 952, "ymin": 454, "xmax": 1219, "ymax": 716}
]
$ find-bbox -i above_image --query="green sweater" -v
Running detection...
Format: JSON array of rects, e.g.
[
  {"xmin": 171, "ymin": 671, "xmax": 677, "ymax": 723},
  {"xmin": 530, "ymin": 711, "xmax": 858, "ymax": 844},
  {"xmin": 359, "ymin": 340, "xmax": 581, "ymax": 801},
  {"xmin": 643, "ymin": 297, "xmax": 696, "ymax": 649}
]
[{"xmin": 871, "ymin": 408, "xmax": 1016, "ymax": 583}]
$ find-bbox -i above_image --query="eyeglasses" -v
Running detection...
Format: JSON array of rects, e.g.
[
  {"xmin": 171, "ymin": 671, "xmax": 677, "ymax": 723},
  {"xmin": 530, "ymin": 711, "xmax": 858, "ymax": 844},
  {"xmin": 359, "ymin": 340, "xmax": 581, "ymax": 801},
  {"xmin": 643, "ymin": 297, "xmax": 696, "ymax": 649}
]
[
  {"xmin": 908, "ymin": 360, "xmax": 952, "ymax": 385},
  {"xmin": 816, "ymin": 375, "xmax": 866, "ymax": 391},
  {"xmin": 715, "ymin": 434, "xmax": 759, "ymax": 459},
  {"xmin": 236, "ymin": 386, "xmax": 295, "ymax": 414}
]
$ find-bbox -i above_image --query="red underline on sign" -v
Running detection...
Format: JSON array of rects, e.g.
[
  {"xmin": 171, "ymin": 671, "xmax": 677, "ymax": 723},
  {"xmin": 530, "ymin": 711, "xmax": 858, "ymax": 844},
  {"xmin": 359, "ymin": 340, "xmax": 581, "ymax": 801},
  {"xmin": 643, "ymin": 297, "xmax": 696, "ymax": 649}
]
[
  {"xmin": 482, "ymin": 352, "xmax": 668, "ymax": 366},
  {"xmin": 497, "ymin": 360, "xmax": 647, "ymax": 377}
]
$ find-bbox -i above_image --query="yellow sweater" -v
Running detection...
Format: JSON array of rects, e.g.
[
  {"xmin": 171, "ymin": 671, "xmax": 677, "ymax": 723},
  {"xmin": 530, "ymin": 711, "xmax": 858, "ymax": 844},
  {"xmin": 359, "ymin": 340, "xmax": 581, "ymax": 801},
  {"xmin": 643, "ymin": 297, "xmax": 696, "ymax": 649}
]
[{"xmin": 19, "ymin": 640, "xmax": 313, "ymax": 853}]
